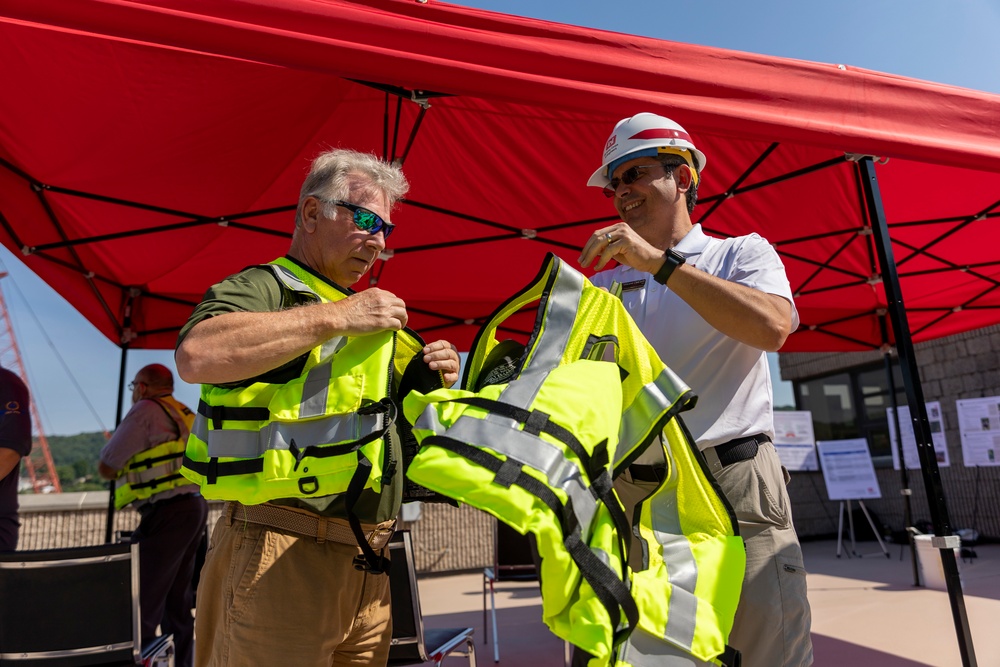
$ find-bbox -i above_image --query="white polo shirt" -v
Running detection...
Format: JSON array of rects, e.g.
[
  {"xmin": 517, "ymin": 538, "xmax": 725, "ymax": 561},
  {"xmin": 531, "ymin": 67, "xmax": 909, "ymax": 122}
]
[{"xmin": 591, "ymin": 224, "xmax": 799, "ymax": 451}]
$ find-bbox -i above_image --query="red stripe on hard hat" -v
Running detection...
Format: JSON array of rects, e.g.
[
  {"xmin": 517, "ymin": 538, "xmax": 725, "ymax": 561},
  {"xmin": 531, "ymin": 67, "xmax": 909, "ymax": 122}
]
[{"xmin": 628, "ymin": 129, "xmax": 693, "ymax": 143}]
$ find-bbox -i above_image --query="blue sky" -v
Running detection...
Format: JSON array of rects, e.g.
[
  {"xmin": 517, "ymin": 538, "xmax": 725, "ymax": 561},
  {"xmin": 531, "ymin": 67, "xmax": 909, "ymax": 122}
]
[{"xmin": 2, "ymin": 0, "xmax": 999, "ymax": 435}]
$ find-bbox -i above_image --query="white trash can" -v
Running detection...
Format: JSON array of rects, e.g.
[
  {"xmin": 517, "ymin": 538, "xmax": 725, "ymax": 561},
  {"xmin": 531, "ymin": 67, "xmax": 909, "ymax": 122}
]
[{"xmin": 913, "ymin": 535, "xmax": 962, "ymax": 591}]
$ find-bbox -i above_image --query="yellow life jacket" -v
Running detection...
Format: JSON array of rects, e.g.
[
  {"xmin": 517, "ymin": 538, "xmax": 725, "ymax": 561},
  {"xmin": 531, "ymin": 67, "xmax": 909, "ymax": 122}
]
[
  {"xmin": 181, "ymin": 257, "xmax": 425, "ymax": 571},
  {"xmin": 114, "ymin": 395, "xmax": 196, "ymax": 510},
  {"xmin": 403, "ymin": 254, "xmax": 744, "ymax": 666}
]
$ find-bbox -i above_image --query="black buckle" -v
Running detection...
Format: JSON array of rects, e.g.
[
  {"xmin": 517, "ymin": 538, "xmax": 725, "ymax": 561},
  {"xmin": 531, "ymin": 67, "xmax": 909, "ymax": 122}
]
[{"xmin": 353, "ymin": 553, "xmax": 390, "ymax": 575}]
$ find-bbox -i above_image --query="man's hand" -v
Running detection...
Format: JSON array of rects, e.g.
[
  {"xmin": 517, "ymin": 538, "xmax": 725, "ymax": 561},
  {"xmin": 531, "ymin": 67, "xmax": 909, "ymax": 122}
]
[
  {"xmin": 338, "ymin": 289, "xmax": 408, "ymax": 335},
  {"xmin": 423, "ymin": 340, "xmax": 461, "ymax": 388},
  {"xmin": 98, "ymin": 461, "xmax": 120, "ymax": 481},
  {"xmin": 578, "ymin": 223, "xmax": 664, "ymax": 274}
]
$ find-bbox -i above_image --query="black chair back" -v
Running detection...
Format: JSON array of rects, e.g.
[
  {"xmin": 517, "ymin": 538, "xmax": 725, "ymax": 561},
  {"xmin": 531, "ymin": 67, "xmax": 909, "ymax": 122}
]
[
  {"xmin": 0, "ymin": 542, "xmax": 140, "ymax": 667},
  {"xmin": 388, "ymin": 530, "xmax": 427, "ymax": 664}
]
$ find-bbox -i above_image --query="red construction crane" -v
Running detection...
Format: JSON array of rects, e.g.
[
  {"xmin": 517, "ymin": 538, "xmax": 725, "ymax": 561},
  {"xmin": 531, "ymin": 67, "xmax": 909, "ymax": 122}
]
[{"xmin": 0, "ymin": 271, "xmax": 61, "ymax": 493}]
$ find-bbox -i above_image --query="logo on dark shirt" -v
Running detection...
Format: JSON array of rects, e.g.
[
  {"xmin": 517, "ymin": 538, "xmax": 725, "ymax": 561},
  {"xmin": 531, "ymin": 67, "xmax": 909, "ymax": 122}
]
[{"xmin": 4, "ymin": 400, "xmax": 21, "ymax": 414}]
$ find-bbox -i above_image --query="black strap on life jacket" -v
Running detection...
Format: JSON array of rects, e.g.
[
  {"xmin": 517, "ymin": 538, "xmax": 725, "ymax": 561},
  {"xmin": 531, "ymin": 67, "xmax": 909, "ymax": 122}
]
[
  {"xmin": 198, "ymin": 400, "xmax": 271, "ymax": 430},
  {"xmin": 184, "ymin": 399, "xmax": 395, "ymax": 484},
  {"xmin": 718, "ymin": 645, "xmax": 742, "ymax": 667},
  {"xmin": 128, "ymin": 472, "xmax": 186, "ymax": 492},
  {"xmin": 125, "ymin": 450, "xmax": 183, "ymax": 472},
  {"xmin": 345, "ymin": 452, "xmax": 391, "ymax": 575},
  {"xmin": 446, "ymin": 397, "xmax": 633, "ymax": 573},
  {"xmin": 423, "ymin": 435, "xmax": 639, "ymax": 653}
]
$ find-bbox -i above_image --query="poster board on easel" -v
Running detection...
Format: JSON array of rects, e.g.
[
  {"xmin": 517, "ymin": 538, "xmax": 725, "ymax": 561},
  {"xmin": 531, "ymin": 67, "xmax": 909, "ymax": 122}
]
[
  {"xmin": 816, "ymin": 438, "xmax": 887, "ymax": 558},
  {"xmin": 772, "ymin": 410, "xmax": 818, "ymax": 471},
  {"xmin": 816, "ymin": 438, "xmax": 881, "ymax": 501}
]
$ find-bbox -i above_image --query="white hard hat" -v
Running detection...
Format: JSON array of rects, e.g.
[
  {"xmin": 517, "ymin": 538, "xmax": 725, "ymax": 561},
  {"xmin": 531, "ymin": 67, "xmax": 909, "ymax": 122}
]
[{"xmin": 587, "ymin": 113, "xmax": 707, "ymax": 188}]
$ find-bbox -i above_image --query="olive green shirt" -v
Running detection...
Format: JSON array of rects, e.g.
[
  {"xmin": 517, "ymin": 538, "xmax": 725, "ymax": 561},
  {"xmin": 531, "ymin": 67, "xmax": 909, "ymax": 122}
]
[{"xmin": 177, "ymin": 256, "xmax": 402, "ymax": 521}]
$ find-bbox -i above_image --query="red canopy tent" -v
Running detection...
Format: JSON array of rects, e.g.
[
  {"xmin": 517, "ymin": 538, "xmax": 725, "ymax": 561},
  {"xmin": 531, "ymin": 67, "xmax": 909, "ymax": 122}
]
[
  {"xmin": 1, "ymin": 0, "xmax": 999, "ymax": 353},
  {"xmin": 2, "ymin": 1, "xmax": 997, "ymax": 663}
]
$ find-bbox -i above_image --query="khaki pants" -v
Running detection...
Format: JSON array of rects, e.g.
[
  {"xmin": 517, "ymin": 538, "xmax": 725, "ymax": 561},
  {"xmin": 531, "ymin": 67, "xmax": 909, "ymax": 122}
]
[
  {"xmin": 704, "ymin": 441, "xmax": 814, "ymax": 667},
  {"xmin": 194, "ymin": 514, "xmax": 392, "ymax": 667}
]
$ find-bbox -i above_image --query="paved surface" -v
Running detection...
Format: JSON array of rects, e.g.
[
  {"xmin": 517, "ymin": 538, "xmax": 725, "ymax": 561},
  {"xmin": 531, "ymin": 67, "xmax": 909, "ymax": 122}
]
[{"xmin": 414, "ymin": 539, "xmax": 1000, "ymax": 667}]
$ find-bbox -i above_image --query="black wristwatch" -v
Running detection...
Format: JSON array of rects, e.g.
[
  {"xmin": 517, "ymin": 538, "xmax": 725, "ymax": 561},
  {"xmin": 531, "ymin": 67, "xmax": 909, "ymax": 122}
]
[{"xmin": 652, "ymin": 249, "xmax": 685, "ymax": 285}]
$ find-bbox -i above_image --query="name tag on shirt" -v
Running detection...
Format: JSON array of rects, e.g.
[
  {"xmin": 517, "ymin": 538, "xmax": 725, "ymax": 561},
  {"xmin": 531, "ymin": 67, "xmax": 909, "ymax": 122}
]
[{"xmin": 621, "ymin": 279, "xmax": 646, "ymax": 293}]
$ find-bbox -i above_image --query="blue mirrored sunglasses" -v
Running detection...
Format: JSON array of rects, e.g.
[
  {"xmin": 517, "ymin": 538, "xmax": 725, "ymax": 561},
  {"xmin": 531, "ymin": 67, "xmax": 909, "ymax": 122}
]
[{"xmin": 317, "ymin": 197, "xmax": 395, "ymax": 239}]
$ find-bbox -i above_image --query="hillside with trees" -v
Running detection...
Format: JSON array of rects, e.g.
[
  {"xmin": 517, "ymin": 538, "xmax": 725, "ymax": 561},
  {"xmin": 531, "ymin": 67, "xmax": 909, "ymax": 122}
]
[{"xmin": 33, "ymin": 431, "xmax": 109, "ymax": 492}]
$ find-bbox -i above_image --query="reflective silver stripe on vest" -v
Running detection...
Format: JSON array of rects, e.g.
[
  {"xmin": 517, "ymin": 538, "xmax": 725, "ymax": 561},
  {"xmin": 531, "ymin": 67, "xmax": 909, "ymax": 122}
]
[
  {"xmin": 617, "ymin": 368, "xmax": 690, "ymax": 466},
  {"xmin": 192, "ymin": 412, "xmax": 382, "ymax": 459},
  {"xmin": 497, "ymin": 261, "xmax": 583, "ymax": 407},
  {"xmin": 617, "ymin": 626, "xmax": 714, "ymax": 667},
  {"xmin": 439, "ymin": 414, "xmax": 598, "ymax": 542},
  {"xmin": 648, "ymin": 453, "xmax": 699, "ymax": 654},
  {"xmin": 126, "ymin": 457, "xmax": 182, "ymax": 486},
  {"xmin": 300, "ymin": 362, "xmax": 333, "ymax": 419},
  {"xmin": 270, "ymin": 263, "xmax": 310, "ymax": 293},
  {"xmin": 268, "ymin": 263, "xmax": 346, "ymax": 420}
]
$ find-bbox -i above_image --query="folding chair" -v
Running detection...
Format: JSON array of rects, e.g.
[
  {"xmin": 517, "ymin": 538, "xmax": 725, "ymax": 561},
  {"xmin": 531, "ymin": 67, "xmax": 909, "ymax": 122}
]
[
  {"xmin": 388, "ymin": 530, "xmax": 476, "ymax": 666},
  {"xmin": 482, "ymin": 521, "xmax": 538, "ymax": 663},
  {"xmin": 0, "ymin": 541, "xmax": 174, "ymax": 666}
]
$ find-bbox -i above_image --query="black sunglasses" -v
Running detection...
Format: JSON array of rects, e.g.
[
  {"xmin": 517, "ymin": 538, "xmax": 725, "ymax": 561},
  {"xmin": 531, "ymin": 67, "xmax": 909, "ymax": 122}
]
[
  {"xmin": 602, "ymin": 163, "xmax": 674, "ymax": 198},
  {"xmin": 316, "ymin": 197, "xmax": 395, "ymax": 240}
]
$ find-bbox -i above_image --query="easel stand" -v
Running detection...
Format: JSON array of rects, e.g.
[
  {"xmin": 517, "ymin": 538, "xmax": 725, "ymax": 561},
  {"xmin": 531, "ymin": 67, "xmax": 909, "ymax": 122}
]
[{"xmin": 836, "ymin": 499, "xmax": 890, "ymax": 559}]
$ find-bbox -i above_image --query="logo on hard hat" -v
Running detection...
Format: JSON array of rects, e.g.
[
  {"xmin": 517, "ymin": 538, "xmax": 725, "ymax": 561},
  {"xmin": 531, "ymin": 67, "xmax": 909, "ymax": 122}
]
[{"xmin": 603, "ymin": 134, "xmax": 617, "ymax": 157}]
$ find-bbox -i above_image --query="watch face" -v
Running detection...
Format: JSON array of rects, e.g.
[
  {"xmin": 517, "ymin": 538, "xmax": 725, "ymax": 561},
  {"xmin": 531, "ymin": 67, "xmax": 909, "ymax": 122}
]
[{"xmin": 654, "ymin": 250, "xmax": 684, "ymax": 285}]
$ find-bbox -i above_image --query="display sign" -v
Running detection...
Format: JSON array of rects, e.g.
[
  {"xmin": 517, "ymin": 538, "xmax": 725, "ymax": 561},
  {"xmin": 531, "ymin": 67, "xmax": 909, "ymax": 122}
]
[
  {"xmin": 956, "ymin": 396, "xmax": 1000, "ymax": 467},
  {"xmin": 816, "ymin": 438, "xmax": 882, "ymax": 501},
  {"xmin": 887, "ymin": 401, "xmax": 950, "ymax": 470},
  {"xmin": 772, "ymin": 410, "xmax": 818, "ymax": 471}
]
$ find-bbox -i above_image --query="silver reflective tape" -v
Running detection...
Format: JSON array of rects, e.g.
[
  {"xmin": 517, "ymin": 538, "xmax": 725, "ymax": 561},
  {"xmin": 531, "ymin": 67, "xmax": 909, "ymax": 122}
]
[
  {"xmin": 617, "ymin": 370, "xmax": 690, "ymax": 466},
  {"xmin": 270, "ymin": 263, "xmax": 312, "ymax": 293},
  {"xmin": 300, "ymin": 362, "xmax": 333, "ymax": 419},
  {"xmin": 203, "ymin": 413, "xmax": 377, "ymax": 459},
  {"xmin": 617, "ymin": 626, "xmax": 713, "ymax": 667},
  {"xmin": 414, "ymin": 403, "xmax": 446, "ymax": 434},
  {"xmin": 657, "ymin": 533, "xmax": 699, "ymax": 651},
  {"xmin": 444, "ymin": 415, "xmax": 597, "ymax": 540},
  {"xmin": 500, "ymin": 260, "xmax": 583, "ymax": 406},
  {"xmin": 126, "ymin": 458, "xmax": 181, "ymax": 486},
  {"xmin": 647, "ymin": 448, "xmax": 699, "ymax": 653},
  {"xmin": 319, "ymin": 336, "xmax": 345, "ymax": 363}
]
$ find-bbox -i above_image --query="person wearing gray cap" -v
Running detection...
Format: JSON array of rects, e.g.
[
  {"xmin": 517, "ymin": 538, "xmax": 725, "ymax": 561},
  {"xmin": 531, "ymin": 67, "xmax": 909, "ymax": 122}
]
[{"xmin": 580, "ymin": 112, "xmax": 813, "ymax": 667}]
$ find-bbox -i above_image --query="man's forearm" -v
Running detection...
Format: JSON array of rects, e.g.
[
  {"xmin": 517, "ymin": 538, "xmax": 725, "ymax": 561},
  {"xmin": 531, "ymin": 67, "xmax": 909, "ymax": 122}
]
[
  {"xmin": 175, "ymin": 306, "xmax": 343, "ymax": 385},
  {"xmin": 667, "ymin": 265, "xmax": 793, "ymax": 351}
]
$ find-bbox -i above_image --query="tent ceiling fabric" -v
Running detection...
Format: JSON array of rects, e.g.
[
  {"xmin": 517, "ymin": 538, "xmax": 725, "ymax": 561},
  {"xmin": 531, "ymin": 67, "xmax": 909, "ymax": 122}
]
[{"xmin": 2, "ymin": 0, "xmax": 1000, "ymax": 352}]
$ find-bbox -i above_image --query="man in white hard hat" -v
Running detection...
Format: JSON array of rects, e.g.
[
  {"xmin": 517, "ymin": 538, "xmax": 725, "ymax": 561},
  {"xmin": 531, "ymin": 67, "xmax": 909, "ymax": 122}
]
[{"xmin": 579, "ymin": 112, "xmax": 813, "ymax": 667}]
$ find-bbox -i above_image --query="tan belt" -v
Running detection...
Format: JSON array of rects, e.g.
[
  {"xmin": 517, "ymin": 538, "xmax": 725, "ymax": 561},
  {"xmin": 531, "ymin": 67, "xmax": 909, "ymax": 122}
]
[{"xmin": 225, "ymin": 501, "xmax": 395, "ymax": 550}]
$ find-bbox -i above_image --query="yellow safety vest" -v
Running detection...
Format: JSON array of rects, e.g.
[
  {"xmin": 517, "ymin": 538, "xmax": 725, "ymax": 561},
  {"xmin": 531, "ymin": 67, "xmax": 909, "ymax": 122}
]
[
  {"xmin": 114, "ymin": 395, "xmax": 196, "ymax": 510},
  {"xmin": 404, "ymin": 254, "xmax": 744, "ymax": 666},
  {"xmin": 180, "ymin": 257, "xmax": 425, "ymax": 570}
]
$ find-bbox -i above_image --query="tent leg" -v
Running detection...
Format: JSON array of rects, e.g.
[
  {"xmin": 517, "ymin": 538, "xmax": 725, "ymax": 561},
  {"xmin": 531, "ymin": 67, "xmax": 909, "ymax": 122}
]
[
  {"xmin": 860, "ymin": 157, "xmax": 977, "ymax": 667},
  {"xmin": 883, "ymin": 349, "xmax": 920, "ymax": 584}
]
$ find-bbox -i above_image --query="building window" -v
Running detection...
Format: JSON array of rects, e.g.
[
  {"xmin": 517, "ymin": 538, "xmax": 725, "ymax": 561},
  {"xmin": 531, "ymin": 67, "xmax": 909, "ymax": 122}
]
[{"xmin": 793, "ymin": 361, "xmax": 905, "ymax": 467}]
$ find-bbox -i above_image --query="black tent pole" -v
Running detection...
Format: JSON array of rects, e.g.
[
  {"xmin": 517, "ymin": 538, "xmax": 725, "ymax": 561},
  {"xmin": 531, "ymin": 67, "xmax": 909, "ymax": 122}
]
[
  {"xmin": 882, "ymin": 343, "xmax": 919, "ymax": 586},
  {"xmin": 860, "ymin": 157, "xmax": 977, "ymax": 666}
]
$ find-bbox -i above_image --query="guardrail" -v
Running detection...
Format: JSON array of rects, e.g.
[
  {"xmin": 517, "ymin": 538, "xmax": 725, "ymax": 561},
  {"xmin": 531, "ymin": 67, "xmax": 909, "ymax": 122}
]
[{"xmin": 16, "ymin": 492, "xmax": 492, "ymax": 574}]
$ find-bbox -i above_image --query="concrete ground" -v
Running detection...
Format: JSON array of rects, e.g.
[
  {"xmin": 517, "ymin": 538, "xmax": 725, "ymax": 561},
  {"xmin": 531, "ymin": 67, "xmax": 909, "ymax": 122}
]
[{"xmin": 413, "ymin": 539, "xmax": 1000, "ymax": 667}]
